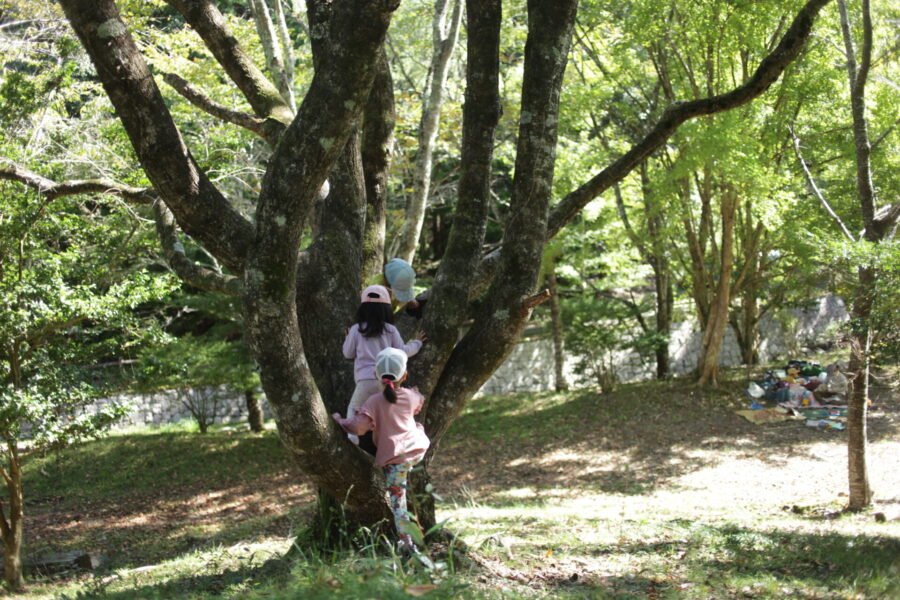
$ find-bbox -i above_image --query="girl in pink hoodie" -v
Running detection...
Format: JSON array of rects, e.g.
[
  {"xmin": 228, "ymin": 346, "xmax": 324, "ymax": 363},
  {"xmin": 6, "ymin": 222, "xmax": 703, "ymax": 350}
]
[{"xmin": 333, "ymin": 348, "xmax": 430, "ymax": 552}]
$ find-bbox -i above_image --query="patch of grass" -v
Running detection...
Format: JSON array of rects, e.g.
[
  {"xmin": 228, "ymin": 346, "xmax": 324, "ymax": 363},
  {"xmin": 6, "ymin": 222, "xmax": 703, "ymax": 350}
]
[
  {"xmin": 10, "ymin": 363, "xmax": 899, "ymax": 599},
  {"xmin": 25, "ymin": 425, "xmax": 294, "ymax": 509},
  {"xmin": 23, "ymin": 539, "xmax": 500, "ymax": 600}
]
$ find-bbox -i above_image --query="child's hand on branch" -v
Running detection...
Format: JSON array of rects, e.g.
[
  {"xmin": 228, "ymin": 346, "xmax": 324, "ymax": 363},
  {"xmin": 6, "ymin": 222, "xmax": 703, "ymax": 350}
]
[{"xmin": 416, "ymin": 331, "xmax": 427, "ymax": 343}]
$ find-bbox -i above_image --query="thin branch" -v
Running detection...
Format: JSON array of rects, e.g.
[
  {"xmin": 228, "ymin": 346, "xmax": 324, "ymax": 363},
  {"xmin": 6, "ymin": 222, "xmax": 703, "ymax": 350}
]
[
  {"xmin": 0, "ymin": 165, "xmax": 155, "ymax": 203},
  {"xmin": 161, "ymin": 72, "xmax": 282, "ymax": 142},
  {"xmin": 163, "ymin": 0, "xmax": 293, "ymax": 124},
  {"xmin": 789, "ymin": 126, "xmax": 855, "ymax": 241},
  {"xmin": 153, "ymin": 201, "xmax": 243, "ymax": 297},
  {"xmin": 521, "ymin": 289, "xmax": 551, "ymax": 312},
  {"xmin": 547, "ymin": 0, "xmax": 835, "ymax": 238}
]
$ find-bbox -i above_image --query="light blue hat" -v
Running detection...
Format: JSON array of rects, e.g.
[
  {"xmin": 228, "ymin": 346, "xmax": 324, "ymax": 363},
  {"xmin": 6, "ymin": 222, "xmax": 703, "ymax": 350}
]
[{"xmin": 384, "ymin": 258, "xmax": 416, "ymax": 303}]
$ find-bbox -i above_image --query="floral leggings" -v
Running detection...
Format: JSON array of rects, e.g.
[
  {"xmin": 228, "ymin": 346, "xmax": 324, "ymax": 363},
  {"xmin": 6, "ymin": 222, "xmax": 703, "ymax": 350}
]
[{"xmin": 384, "ymin": 456, "xmax": 422, "ymax": 544}]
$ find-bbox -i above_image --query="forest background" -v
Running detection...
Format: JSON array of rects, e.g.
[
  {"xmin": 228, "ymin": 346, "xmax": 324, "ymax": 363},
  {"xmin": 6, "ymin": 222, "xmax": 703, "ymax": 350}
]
[{"xmin": 0, "ymin": 0, "xmax": 898, "ymax": 595}]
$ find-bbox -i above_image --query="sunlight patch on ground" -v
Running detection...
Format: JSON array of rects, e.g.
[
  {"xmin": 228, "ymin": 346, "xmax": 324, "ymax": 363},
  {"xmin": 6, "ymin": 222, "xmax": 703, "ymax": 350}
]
[{"xmin": 441, "ymin": 434, "xmax": 900, "ymax": 557}]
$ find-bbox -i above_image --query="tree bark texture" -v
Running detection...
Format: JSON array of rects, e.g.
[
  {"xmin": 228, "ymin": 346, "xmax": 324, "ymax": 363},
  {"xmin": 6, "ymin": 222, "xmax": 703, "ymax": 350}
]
[
  {"xmin": 248, "ymin": 0, "xmax": 295, "ymax": 109},
  {"xmin": 839, "ymin": 0, "xmax": 881, "ymax": 510},
  {"xmin": 847, "ymin": 267, "xmax": 874, "ymax": 509},
  {"xmin": 361, "ymin": 51, "xmax": 396, "ymax": 279},
  {"xmin": 2, "ymin": 444, "xmax": 25, "ymax": 591}
]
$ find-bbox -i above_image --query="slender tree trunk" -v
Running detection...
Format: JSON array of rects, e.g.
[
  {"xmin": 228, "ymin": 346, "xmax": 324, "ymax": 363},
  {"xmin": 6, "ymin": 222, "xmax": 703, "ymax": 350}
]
[
  {"xmin": 249, "ymin": 0, "xmax": 294, "ymax": 108},
  {"xmin": 396, "ymin": 0, "xmax": 463, "ymax": 263},
  {"xmin": 548, "ymin": 267, "xmax": 568, "ymax": 391},
  {"xmin": 2, "ymin": 444, "xmax": 25, "ymax": 591},
  {"xmin": 697, "ymin": 190, "xmax": 739, "ymax": 386},
  {"xmin": 245, "ymin": 388, "xmax": 265, "ymax": 432},
  {"xmin": 839, "ymin": 0, "xmax": 881, "ymax": 510},
  {"xmin": 652, "ymin": 265, "xmax": 672, "ymax": 379},
  {"xmin": 739, "ymin": 293, "xmax": 760, "ymax": 365},
  {"xmin": 847, "ymin": 267, "xmax": 874, "ymax": 509},
  {"xmin": 271, "ymin": 0, "xmax": 296, "ymax": 110}
]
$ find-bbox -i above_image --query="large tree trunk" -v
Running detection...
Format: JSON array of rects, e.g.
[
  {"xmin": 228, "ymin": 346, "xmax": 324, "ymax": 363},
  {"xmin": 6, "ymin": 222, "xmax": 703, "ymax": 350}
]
[{"xmin": 361, "ymin": 51, "xmax": 395, "ymax": 279}]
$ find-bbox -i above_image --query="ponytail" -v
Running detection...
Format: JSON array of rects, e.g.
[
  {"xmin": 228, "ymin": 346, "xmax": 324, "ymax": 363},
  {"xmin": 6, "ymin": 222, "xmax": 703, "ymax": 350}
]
[{"xmin": 381, "ymin": 376, "xmax": 398, "ymax": 403}]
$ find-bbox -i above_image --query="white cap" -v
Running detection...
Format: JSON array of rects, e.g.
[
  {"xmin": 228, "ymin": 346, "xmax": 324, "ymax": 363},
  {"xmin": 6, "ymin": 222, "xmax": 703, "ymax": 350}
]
[{"xmin": 375, "ymin": 347, "xmax": 407, "ymax": 381}]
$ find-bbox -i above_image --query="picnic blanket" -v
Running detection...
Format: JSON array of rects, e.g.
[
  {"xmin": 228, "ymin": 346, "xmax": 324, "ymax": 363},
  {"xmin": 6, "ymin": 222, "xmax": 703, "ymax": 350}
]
[{"xmin": 736, "ymin": 408, "xmax": 794, "ymax": 425}]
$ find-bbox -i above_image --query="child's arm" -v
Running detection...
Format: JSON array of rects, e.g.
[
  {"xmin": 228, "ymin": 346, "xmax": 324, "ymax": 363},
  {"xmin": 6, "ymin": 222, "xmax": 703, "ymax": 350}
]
[
  {"xmin": 342, "ymin": 326, "xmax": 357, "ymax": 359},
  {"xmin": 332, "ymin": 412, "xmax": 374, "ymax": 435},
  {"xmin": 389, "ymin": 327, "xmax": 425, "ymax": 357}
]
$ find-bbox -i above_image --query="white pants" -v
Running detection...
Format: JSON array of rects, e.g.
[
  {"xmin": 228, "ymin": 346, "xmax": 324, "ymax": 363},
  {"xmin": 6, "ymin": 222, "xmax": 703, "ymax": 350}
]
[{"xmin": 346, "ymin": 379, "xmax": 383, "ymax": 444}]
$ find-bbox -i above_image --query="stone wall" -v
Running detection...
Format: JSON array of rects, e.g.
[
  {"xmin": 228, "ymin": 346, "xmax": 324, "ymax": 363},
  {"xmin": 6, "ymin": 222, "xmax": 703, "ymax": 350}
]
[
  {"xmin": 89, "ymin": 387, "xmax": 271, "ymax": 431},
  {"xmin": 478, "ymin": 295, "xmax": 848, "ymax": 395},
  {"xmin": 79, "ymin": 296, "xmax": 847, "ymax": 427}
]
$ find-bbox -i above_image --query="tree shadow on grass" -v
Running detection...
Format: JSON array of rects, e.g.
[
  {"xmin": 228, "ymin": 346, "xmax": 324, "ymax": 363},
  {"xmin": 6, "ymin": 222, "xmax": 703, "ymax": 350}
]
[
  {"xmin": 23, "ymin": 429, "xmax": 314, "ymax": 572},
  {"xmin": 532, "ymin": 523, "xmax": 900, "ymax": 599},
  {"xmin": 75, "ymin": 554, "xmax": 294, "ymax": 600},
  {"xmin": 436, "ymin": 376, "xmax": 900, "ymax": 500}
]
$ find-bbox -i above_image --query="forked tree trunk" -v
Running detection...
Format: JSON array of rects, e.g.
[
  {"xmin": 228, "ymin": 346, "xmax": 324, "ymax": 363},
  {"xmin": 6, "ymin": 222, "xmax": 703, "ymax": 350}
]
[
  {"xmin": 56, "ymin": 0, "xmax": 836, "ymax": 547},
  {"xmin": 697, "ymin": 190, "xmax": 739, "ymax": 386}
]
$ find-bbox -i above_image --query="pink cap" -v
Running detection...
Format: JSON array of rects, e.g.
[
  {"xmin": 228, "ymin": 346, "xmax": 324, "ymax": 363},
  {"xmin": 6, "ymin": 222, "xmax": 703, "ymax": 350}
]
[{"xmin": 361, "ymin": 284, "xmax": 391, "ymax": 304}]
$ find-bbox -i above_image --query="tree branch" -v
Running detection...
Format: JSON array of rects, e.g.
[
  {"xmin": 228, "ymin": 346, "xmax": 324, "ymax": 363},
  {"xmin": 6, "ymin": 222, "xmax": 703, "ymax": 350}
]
[
  {"xmin": 164, "ymin": 0, "xmax": 293, "ymax": 124},
  {"xmin": 161, "ymin": 72, "xmax": 282, "ymax": 143},
  {"xmin": 789, "ymin": 127, "xmax": 856, "ymax": 241},
  {"xmin": 0, "ymin": 166, "xmax": 155, "ymax": 204},
  {"xmin": 424, "ymin": 0, "xmax": 578, "ymax": 442},
  {"xmin": 59, "ymin": 0, "xmax": 254, "ymax": 275},
  {"xmin": 547, "ymin": 0, "xmax": 834, "ymax": 238},
  {"xmin": 152, "ymin": 201, "xmax": 243, "ymax": 297},
  {"xmin": 520, "ymin": 289, "xmax": 551, "ymax": 312}
]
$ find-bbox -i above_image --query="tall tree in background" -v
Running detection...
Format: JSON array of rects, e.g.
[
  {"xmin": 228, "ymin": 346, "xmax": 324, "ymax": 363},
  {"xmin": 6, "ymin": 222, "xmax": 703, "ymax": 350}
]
[
  {"xmin": 394, "ymin": 0, "xmax": 463, "ymax": 263},
  {"xmin": 1, "ymin": 0, "xmax": 835, "ymax": 559},
  {"xmin": 791, "ymin": 0, "xmax": 900, "ymax": 510}
]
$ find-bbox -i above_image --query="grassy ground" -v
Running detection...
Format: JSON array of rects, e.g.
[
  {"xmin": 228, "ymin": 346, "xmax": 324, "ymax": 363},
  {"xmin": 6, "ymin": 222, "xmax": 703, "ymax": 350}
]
[{"xmin": 8, "ymin": 367, "xmax": 900, "ymax": 599}]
